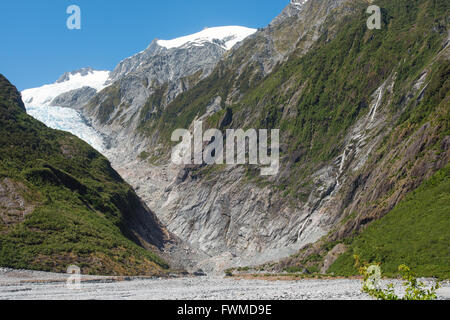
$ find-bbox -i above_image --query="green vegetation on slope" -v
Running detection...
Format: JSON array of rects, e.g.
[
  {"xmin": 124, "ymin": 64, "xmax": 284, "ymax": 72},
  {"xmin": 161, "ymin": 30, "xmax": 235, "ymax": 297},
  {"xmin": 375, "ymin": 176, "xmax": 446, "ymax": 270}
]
[
  {"xmin": 329, "ymin": 164, "xmax": 450, "ymax": 279},
  {"xmin": 140, "ymin": 0, "xmax": 449, "ymax": 202},
  {"xmin": 234, "ymin": 0, "xmax": 449, "ymax": 195},
  {"xmin": 0, "ymin": 74, "xmax": 168, "ymax": 275}
]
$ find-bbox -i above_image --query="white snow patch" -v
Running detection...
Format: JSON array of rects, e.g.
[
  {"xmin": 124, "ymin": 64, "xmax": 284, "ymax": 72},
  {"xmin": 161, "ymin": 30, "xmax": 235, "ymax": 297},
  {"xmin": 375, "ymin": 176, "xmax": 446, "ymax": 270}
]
[
  {"xmin": 157, "ymin": 26, "xmax": 257, "ymax": 51},
  {"xmin": 290, "ymin": 0, "xmax": 309, "ymax": 9},
  {"xmin": 22, "ymin": 70, "xmax": 110, "ymax": 107}
]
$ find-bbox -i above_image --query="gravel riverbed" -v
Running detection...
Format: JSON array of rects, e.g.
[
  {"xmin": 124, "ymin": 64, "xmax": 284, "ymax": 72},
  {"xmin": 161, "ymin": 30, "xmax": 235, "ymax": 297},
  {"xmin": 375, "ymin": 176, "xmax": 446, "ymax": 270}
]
[{"xmin": 1, "ymin": 268, "xmax": 448, "ymax": 300}]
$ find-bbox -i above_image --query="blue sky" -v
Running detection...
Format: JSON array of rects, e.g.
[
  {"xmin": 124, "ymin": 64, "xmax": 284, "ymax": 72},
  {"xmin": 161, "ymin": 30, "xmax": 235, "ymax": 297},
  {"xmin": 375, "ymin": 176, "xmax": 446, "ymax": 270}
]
[{"xmin": 0, "ymin": 0, "xmax": 288, "ymax": 90}]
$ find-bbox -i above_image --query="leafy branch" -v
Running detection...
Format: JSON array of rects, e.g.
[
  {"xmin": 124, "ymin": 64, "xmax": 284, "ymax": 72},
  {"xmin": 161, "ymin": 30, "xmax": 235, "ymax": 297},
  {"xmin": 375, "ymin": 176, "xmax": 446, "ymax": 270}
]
[{"xmin": 354, "ymin": 255, "xmax": 441, "ymax": 300}]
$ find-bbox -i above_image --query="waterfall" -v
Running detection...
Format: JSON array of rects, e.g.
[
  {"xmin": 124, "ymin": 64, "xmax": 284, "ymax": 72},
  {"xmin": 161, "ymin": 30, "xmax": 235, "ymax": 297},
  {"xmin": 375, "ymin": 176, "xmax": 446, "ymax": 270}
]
[{"xmin": 370, "ymin": 85, "xmax": 385, "ymax": 122}]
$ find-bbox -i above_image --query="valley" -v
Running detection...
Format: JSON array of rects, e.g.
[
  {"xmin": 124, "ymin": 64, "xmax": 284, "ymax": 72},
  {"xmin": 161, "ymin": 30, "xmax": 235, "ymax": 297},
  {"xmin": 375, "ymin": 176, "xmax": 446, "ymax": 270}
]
[{"xmin": 1, "ymin": 0, "xmax": 449, "ymax": 287}]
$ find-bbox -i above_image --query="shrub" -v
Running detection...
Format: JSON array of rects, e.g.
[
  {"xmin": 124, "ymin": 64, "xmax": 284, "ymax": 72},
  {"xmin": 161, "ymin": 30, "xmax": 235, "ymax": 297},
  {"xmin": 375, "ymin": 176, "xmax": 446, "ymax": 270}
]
[{"xmin": 356, "ymin": 255, "xmax": 441, "ymax": 300}]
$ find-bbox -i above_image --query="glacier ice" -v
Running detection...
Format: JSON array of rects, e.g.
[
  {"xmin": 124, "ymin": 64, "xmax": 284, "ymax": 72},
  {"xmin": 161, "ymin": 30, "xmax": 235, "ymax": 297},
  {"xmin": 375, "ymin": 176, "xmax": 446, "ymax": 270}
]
[
  {"xmin": 26, "ymin": 105, "xmax": 106, "ymax": 153},
  {"xmin": 22, "ymin": 68, "xmax": 110, "ymax": 153}
]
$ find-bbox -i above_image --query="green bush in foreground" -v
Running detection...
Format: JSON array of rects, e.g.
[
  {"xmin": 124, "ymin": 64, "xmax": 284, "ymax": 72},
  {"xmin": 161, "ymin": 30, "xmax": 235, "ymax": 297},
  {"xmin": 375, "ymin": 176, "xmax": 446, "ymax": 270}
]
[{"xmin": 356, "ymin": 256, "xmax": 441, "ymax": 300}]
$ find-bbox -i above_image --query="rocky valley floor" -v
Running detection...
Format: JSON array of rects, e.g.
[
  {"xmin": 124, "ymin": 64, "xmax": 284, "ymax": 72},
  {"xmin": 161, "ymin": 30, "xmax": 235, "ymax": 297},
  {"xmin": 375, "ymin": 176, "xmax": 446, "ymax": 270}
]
[{"xmin": 1, "ymin": 268, "xmax": 449, "ymax": 300}]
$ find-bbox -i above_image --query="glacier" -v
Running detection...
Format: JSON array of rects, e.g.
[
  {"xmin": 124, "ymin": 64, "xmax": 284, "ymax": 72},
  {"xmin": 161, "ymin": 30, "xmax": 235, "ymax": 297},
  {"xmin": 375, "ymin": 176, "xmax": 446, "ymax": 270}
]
[
  {"xmin": 26, "ymin": 104, "xmax": 106, "ymax": 152},
  {"xmin": 22, "ymin": 68, "xmax": 110, "ymax": 153}
]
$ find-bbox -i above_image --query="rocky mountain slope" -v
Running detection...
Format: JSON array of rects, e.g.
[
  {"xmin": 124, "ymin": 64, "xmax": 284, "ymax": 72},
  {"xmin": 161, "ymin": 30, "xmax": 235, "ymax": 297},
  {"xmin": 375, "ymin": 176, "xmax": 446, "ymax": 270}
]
[{"xmin": 0, "ymin": 74, "xmax": 181, "ymax": 276}]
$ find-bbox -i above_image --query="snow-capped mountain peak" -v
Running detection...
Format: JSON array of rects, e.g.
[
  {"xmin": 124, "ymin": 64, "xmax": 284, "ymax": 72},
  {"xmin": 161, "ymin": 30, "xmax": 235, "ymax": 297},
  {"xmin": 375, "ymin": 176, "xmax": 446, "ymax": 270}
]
[
  {"xmin": 108, "ymin": 25, "xmax": 257, "ymax": 84},
  {"xmin": 22, "ymin": 69, "xmax": 110, "ymax": 106},
  {"xmin": 20, "ymin": 27, "xmax": 257, "ymax": 153},
  {"xmin": 56, "ymin": 67, "xmax": 99, "ymax": 83},
  {"xmin": 156, "ymin": 26, "xmax": 257, "ymax": 51}
]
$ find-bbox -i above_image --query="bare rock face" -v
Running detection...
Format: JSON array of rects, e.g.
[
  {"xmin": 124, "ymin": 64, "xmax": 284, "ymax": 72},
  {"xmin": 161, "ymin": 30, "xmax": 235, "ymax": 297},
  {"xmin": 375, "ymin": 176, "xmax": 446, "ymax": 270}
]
[
  {"xmin": 108, "ymin": 40, "xmax": 226, "ymax": 85},
  {"xmin": 56, "ymin": 67, "xmax": 96, "ymax": 83},
  {"xmin": 50, "ymin": 86, "xmax": 97, "ymax": 109},
  {"xmin": 0, "ymin": 178, "xmax": 36, "ymax": 228},
  {"xmin": 320, "ymin": 244, "xmax": 347, "ymax": 274},
  {"xmin": 115, "ymin": 72, "xmax": 400, "ymax": 274}
]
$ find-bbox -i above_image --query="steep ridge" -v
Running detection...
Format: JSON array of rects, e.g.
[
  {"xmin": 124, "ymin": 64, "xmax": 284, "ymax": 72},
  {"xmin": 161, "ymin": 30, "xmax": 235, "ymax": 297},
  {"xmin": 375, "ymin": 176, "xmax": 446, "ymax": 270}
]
[
  {"xmin": 79, "ymin": 1, "xmax": 348, "ymax": 167},
  {"xmin": 103, "ymin": 0, "xmax": 449, "ymax": 274},
  {"xmin": 131, "ymin": 0, "xmax": 356, "ymax": 148},
  {"xmin": 0, "ymin": 74, "xmax": 181, "ymax": 275}
]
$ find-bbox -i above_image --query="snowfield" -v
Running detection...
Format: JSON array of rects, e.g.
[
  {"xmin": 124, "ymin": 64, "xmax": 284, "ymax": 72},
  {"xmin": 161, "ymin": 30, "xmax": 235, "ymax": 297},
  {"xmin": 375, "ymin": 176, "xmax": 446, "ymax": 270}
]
[
  {"xmin": 0, "ymin": 268, "xmax": 449, "ymax": 300},
  {"xmin": 290, "ymin": 0, "xmax": 310, "ymax": 10},
  {"xmin": 157, "ymin": 26, "xmax": 257, "ymax": 50},
  {"xmin": 21, "ymin": 70, "xmax": 110, "ymax": 106}
]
